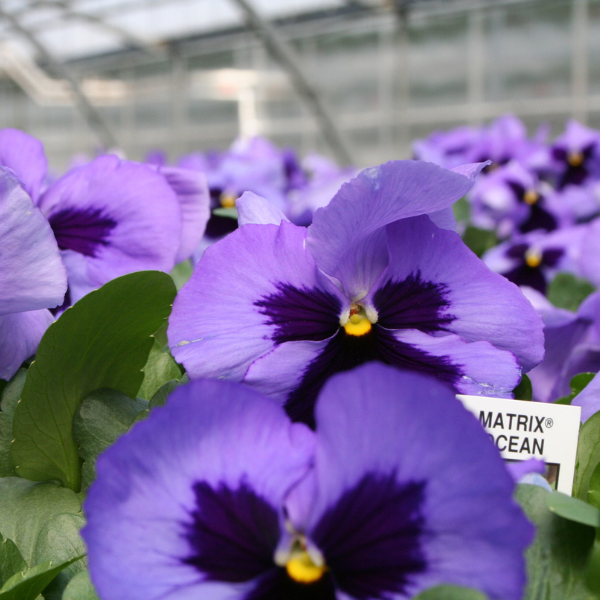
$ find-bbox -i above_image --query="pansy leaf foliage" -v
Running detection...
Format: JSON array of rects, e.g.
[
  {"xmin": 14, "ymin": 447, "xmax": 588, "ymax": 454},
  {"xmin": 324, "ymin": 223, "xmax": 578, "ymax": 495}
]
[
  {"xmin": 62, "ymin": 570, "xmax": 99, "ymax": 600},
  {"xmin": 547, "ymin": 272, "xmax": 597, "ymax": 312},
  {"xmin": 413, "ymin": 584, "xmax": 488, "ymax": 599},
  {"xmin": 574, "ymin": 410, "xmax": 600, "ymax": 502},
  {"xmin": 10, "ymin": 271, "xmax": 176, "ymax": 491},
  {"xmin": 545, "ymin": 492, "xmax": 600, "ymax": 528},
  {"xmin": 556, "ymin": 373, "xmax": 596, "ymax": 405}
]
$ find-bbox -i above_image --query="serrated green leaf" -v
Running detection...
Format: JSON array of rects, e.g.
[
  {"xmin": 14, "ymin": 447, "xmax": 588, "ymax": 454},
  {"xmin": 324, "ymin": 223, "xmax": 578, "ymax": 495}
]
[
  {"xmin": 516, "ymin": 484, "xmax": 595, "ymax": 600},
  {"xmin": 556, "ymin": 373, "xmax": 596, "ymax": 406},
  {"xmin": 170, "ymin": 259, "xmax": 194, "ymax": 291},
  {"xmin": 574, "ymin": 411, "xmax": 600, "ymax": 501},
  {"xmin": 0, "ymin": 536, "xmax": 26, "ymax": 588},
  {"xmin": 138, "ymin": 339, "xmax": 181, "ymax": 400},
  {"xmin": 461, "ymin": 226, "xmax": 498, "ymax": 258},
  {"xmin": 513, "ymin": 374, "xmax": 532, "ymax": 401},
  {"xmin": 546, "ymin": 492, "xmax": 600, "ymax": 528},
  {"xmin": 0, "ymin": 369, "xmax": 27, "ymax": 420},
  {"xmin": 34, "ymin": 514, "xmax": 86, "ymax": 600},
  {"xmin": 62, "ymin": 570, "xmax": 99, "ymax": 600},
  {"xmin": 0, "ymin": 554, "xmax": 82, "ymax": 600},
  {"xmin": 0, "ymin": 478, "xmax": 81, "ymax": 566},
  {"xmin": 548, "ymin": 272, "xmax": 596, "ymax": 312},
  {"xmin": 11, "ymin": 271, "xmax": 176, "ymax": 491},
  {"xmin": 412, "ymin": 584, "xmax": 487, "ymax": 599},
  {"xmin": 73, "ymin": 389, "xmax": 148, "ymax": 492},
  {"xmin": 149, "ymin": 379, "xmax": 181, "ymax": 409}
]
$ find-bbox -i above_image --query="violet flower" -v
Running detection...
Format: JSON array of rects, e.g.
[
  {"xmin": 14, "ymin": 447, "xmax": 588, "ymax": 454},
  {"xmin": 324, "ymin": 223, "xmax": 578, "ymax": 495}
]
[
  {"xmin": 83, "ymin": 363, "xmax": 532, "ymax": 600},
  {"xmin": 0, "ymin": 167, "xmax": 66, "ymax": 379},
  {"xmin": 169, "ymin": 160, "xmax": 544, "ymax": 426}
]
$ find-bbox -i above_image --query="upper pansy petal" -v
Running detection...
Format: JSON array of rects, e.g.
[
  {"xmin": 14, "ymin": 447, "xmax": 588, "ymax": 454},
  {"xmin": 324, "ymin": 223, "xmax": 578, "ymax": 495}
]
[
  {"xmin": 0, "ymin": 310, "xmax": 53, "ymax": 381},
  {"xmin": 38, "ymin": 156, "xmax": 182, "ymax": 287},
  {"xmin": 83, "ymin": 378, "xmax": 315, "ymax": 600},
  {"xmin": 168, "ymin": 221, "xmax": 344, "ymax": 381},
  {"xmin": 157, "ymin": 166, "xmax": 211, "ymax": 263},
  {"xmin": 0, "ymin": 168, "xmax": 67, "ymax": 315},
  {"xmin": 289, "ymin": 363, "xmax": 531, "ymax": 600},
  {"xmin": 0, "ymin": 128, "xmax": 47, "ymax": 202},
  {"xmin": 306, "ymin": 160, "xmax": 478, "ymax": 296},
  {"xmin": 237, "ymin": 191, "xmax": 290, "ymax": 226},
  {"xmin": 572, "ymin": 370, "xmax": 600, "ymax": 422},
  {"xmin": 378, "ymin": 216, "xmax": 544, "ymax": 371}
]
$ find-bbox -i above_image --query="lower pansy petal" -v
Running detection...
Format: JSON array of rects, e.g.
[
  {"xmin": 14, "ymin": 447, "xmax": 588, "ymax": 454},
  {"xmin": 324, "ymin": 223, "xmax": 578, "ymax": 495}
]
[
  {"xmin": 83, "ymin": 378, "xmax": 315, "ymax": 600},
  {"xmin": 381, "ymin": 216, "xmax": 544, "ymax": 371},
  {"xmin": 168, "ymin": 221, "xmax": 343, "ymax": 381},
  {"xmin": 0, "ymin": 310, "xmax": 53, "ymax": 380},
  {"xmin": 288, "ymin": 363, "xmax": 531, "ymax": 600}
]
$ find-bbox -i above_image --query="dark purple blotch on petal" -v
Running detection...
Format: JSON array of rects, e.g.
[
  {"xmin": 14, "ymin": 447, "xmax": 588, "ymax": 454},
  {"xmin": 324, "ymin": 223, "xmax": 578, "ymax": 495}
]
[
  {"xmin": 552, "ymin": 143, "xmax": 595, "ymax": 189},
  {"xmin": 502, "ymin": 245, "xmax": 564, "ymax": 294},
  {"xmin": 205, "ymin": 187, "xmax": 239, "ymax": 239},
  {"xmin": 312, "ymin": 472, "xmax": 427, "ymax": 600},
  {"xmin": 183, "ymin": 481, "xmax": 279, "ymax": 583},
  {"xmin": 374, "ymin": 273, "xmax": 454, "ymax": 332},
  {"xmin": 506, "ymin": 181, "xmax": 557, "ymax": 233},
  {"xmin": 255, "ymin": 283, "xmax": 341, "ymax": 344},
  {"xmin": 245, "ymin": 568, "xmax": 337, "ymax": 600},
  {"xmin": 285, "ymin": 327, "xmax": 459, "ymax": 427},
  {"xmin": 48, "ymin": 207, "xmax": 116, "ymax": 257}
]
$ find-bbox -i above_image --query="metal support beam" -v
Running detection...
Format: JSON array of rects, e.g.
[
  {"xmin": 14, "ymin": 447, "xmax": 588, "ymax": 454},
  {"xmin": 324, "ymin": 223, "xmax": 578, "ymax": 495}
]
[
  {"xmin": 0, "ymin": 7, "xmax": 118, "ymax": 149},
  {"xmin": 229, "ymin": 0, "xmax": 354, "ymax": 165}
]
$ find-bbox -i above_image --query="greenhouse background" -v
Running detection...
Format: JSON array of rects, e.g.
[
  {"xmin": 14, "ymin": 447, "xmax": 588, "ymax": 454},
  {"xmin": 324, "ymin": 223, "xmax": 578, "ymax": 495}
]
[{"xmin": 0, "ymin": 0, "xmax": 596, "ymax": 168}]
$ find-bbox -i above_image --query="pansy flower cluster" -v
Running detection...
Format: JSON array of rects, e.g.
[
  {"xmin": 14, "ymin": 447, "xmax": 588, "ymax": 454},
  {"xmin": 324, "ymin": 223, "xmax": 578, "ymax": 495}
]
[{"xmin": 0, "ymin": 123, "xmax": 598, "ymax": 600}]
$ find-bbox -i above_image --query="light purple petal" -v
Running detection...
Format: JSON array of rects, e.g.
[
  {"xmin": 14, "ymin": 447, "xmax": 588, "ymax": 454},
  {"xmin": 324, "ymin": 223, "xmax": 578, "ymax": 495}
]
[
  {"xmin": 83, "ymin": 378, "xmax": 314, "ymax": 600},
  {"xmin": 0, "ymin": 168, "xmax": 66, "ymax": 315},
  {"xmin": 288, "ymin": 363, "xmax": 531, "ymax": 600},
  {"xmin": 0, "ymin": 128, "xmax": 47, "ymax": 202},
  {"xmin": 451, "ymin": 161, "xmax": 490, "ymax": 179},
  {"xmin": 237, "ymin": 191, "xmax": 289, "ymax": 226},
  {"xmin": 572, "ymin": 371, "xmax": 600, "ymax": 422},
  {"xmin": 379, "ymin": 216, "xmax": 544, "ymax": 371},
  {"xmin": 38, "ymin": 156, "xmax": 182, "ymax": 287},
  {"xmin": 0, "ymin": 310, "xmax": 53, "ymax": 380},
  {"xmin": 168, "ymin": 221, "xmax": 342, "ymax": 380},
  {"xmin": 306, "ymin": 160, "xmax": 478, "ymax": 298}
]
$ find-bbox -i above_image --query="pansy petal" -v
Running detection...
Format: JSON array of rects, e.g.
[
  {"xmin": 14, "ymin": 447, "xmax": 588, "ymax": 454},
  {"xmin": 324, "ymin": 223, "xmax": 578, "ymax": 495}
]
[
  {"xmin": 83, "ymin": 378, "xmax": 314, "ymax": 600},
  {"xmin": 0, "ymin": 310, "xmax": 53, "ymax": 381},
  {"xmin": 290, "ymin": 363, "xmax": 531, "ymax": 600},
  {"xmin": 572, "ymin": 371, "xmax": 600, "ymax": 422},
  {"xmin": 169, "ymin": 221, "xmax": 344, "ymax": 380},
  {"xmin": 157, "ymin": 166, "xmax": 211, "ymax": 263},
  {"xmin": 0, "ymin": 128, "xmax": 47, "ymax": 202},
  {"xmin": 379, "ymin": 216, "xmax": 544, "ymax": 371},
  {"xmin": 37, "ymin": 156, "xmax": 182, "ymax": 287},
  {"xmin": 306, "ymin": 160, "xmax": 477, "ymax": 297},
  {"xmin": 237, "ymin": 191, "xmax": 289, "ymax": 226},
  {"xmin": 0, "ymin": 168, "xmax": 66, "ymax": 315}
]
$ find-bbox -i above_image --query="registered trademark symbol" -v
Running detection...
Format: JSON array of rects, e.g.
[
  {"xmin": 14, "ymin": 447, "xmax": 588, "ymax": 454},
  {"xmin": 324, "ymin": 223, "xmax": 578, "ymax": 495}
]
[{"xmin": 545, "ymin": 418, "xmax": 554, "ymax": 429}]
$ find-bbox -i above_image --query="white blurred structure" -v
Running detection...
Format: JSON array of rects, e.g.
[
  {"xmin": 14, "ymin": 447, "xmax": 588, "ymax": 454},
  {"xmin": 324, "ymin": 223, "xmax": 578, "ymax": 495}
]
[{"xmin": 0, "ymin": 0, "xmax": 597, "ymax": 168}]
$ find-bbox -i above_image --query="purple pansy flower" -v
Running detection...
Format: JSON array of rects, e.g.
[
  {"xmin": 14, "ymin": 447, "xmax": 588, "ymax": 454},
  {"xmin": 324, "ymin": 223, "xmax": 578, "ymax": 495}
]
[
  {"xmin": 572, "ymin": 370, "xmax": 600, "ymax": 422},
  {"xmin": 83, "ymin": 363, "xmax": 532, "ymax": 600},
  {"xmin": 0, "ymin": 167, "xmax": 67, "ymax": 379},
  {"xmin": 169, "ymin": 160, "xmax": 544, "ymax": 426}
]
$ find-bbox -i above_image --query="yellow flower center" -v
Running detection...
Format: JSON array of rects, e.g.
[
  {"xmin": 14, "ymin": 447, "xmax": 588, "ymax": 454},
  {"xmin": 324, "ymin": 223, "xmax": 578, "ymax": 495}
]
[
  {"xmin": 525, "ymin": 249, "xmax": 542, "ymax": 268},
  {"xmin": 568, "ymin": 151, "xmax": 584, "ymax": 167},
  {"xmin": 343, "ymin": 304, "xmax": 373, "ymax": 336},
  {"xmin": 286, "ymin": 551, "xmax": 326, "ymax": 584},
  {"xmin": 220, "ymin": 193, "xmax": 237, "ymax": 209},
  {"xmin": 523, "ymin": 189, "xmax": 539, "ymax": 205}
]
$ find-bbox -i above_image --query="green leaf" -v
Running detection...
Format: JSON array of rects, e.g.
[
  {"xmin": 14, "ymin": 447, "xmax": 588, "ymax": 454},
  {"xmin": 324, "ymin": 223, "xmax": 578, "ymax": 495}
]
[
  {"xmin": 516, "ymin": 484, "xmax": 595, "ymax": 600},
  {"xmin": 0, "ymin": 536, "xmax": 26, "ymax": 588},
  {"xmin": 138, "ymin": 339, "xmax": 181, "ymax": 400},
  {"xmin": 212, "ymin": 207, "xmax": 238, "ymax": 219},
  {"xmin": 62, "ymin": 570, "xmax": 99, "ymax": 600},
  {"xmin": 0, "ymin": 369, "xmax": 27, "ymax": 420},
  {"xmin": 452, "ymin": 195, "xmax": 471, "ymax": 223},
  {"xmin": 33, "ymin": 514, "xmax": 87, "ymax": 600},
  {"xmin": 11, "ymin": 271, "xmax": 176, "ymax": 491},
  {"xmin": 0, "ymin": 554, "xmax": 82, "ymax": 600},
  {"xmin": 574, "ymin": 410, "xmax": 600, "ymax": 501},
  {"xmin": 0, "ymin": 415, "xmax": 14, "ymax": 477},
  {"xmin": 556, "ymin": 373, "xmax": 595, "ymax": 405},
  {"xmin": 461, "ymin": 226, "xmax": 498, "ymax": 258},
  {"xmin": 588, "ymin": 462, "xmax": 600, "ymax": 509},
  {"xmin": 548, "ymin": 272, "xmax": 597, "ymax": 312},
  {"xmin": 585, "ymin": 539, "xmax": 600, "ymax": 595},
  {"xmin": 0, "ymin": 478, "xmax": 81, "ymax": 566},
  {"xmin": 149, "ymin": 379, "xmax": 181, "ymax": 409},
  {"xmin": 513, "ymin": 374, "xmax": 532, "ymax": 401},
  {"xmin": 170, "ymin": 259, "xmax": 194, "ymax": 291},
  {"xmin": 73, "ymin": 389, "xmax": 148, "ymax": 492},
  {"xmin": 545, "ymin": 492, "xmax": 600, "ymax": 528},
  {"xmin": 412, "ymin": 584, "xmax": 487, "ymax": 599}
]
